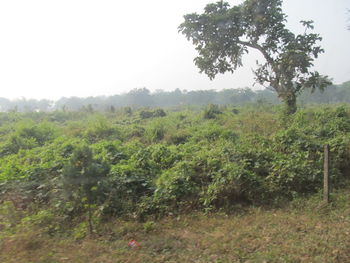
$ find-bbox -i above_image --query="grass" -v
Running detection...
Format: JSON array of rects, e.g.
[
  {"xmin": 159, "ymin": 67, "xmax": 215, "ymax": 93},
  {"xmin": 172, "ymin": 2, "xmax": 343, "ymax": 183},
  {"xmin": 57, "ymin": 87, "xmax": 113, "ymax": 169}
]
[{"xmin": 1, "ymin": 186, "xmax": 350, "ymax": 263}]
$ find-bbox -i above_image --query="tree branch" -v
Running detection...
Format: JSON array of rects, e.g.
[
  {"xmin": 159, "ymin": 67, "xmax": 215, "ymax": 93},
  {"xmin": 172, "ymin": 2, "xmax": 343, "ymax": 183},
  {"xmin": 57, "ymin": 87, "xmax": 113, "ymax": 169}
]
[
  {"xmin": 237, "ymin": 39, "xmax": 280, "ymax": 89},
  {"xmin": 236, "ymin": 40, "xmax": 274, "ymax": 65}
]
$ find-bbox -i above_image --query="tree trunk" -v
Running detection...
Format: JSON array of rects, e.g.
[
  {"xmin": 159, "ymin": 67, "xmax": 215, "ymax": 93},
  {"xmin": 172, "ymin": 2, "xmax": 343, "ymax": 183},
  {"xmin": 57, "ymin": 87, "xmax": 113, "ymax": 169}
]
[
  {"xmin": 87, "ymin": 203, "xmax": 93, "ymax": 235},
  {"xmin": 282, "ymin": 92, "xmax": 297, "ymax": 115}
]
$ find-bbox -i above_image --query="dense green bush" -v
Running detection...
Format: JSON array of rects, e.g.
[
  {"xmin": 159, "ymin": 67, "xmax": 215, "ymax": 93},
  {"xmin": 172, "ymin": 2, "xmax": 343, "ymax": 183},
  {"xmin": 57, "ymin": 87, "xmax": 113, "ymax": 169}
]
[
  {"xmin": 203, "ymin": 104, "xmax": 222, "ymax": 119},
  {"xmin": 139, "ymin": 108, "xmax": 167, "ymax": 119},
  {"xmin": 1, "ymin": 105, "xmax": 350, "ymax": 222}
]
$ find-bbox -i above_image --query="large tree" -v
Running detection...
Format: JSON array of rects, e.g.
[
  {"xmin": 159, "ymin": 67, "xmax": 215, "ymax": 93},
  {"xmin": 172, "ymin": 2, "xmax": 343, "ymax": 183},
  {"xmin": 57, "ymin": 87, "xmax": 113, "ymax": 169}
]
[{"xmin": 179, "ymin": 0, "xmax": 331, "ymax": 114}]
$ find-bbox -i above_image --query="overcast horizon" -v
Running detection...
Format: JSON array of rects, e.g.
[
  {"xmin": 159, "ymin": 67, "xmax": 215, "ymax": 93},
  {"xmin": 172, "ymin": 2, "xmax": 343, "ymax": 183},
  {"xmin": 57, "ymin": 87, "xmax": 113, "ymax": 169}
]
[{"xmin": 0, "ymin": 0, "xmax": 349, "ymax": 100}]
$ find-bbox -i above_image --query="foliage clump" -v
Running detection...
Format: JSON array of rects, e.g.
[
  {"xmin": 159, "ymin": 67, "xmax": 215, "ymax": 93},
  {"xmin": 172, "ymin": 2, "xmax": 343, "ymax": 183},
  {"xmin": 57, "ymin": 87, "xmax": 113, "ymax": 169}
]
[
  {"xmin": 203, "ymin": 104, "xmax": 222, "ymax": 119},
  {"xmin": 140, "ymin": 108, "xmax": 167, "ymax": 119},
  {"xmin": 0, "ymin": 105, "xmax": 350, "ymax": 225}
]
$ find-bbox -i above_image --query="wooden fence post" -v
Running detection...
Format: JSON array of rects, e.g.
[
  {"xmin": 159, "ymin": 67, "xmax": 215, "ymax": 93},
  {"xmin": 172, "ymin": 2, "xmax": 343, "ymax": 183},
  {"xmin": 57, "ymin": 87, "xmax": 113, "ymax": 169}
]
[{"xmin": 323, "ymin": 144, "xmax": 330, "ymax": 204}]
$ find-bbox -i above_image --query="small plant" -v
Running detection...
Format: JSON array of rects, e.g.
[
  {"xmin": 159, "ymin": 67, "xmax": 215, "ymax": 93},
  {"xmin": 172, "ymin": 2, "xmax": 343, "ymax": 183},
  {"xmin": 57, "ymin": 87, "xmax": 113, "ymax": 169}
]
[
  {"xmin": 0, "ymin": 201, "xmax": 22, "ymax": 228},
  {"xmin": 72, "ymin": 222, "xmax": 88, "ymax": 240},
  {"xmin": 61, "ymin": 145, "xmax": 110, "ymax": 234},
  {"xmin": 143, "ymin": 221, "xmax": 155, "ymax": 233}
]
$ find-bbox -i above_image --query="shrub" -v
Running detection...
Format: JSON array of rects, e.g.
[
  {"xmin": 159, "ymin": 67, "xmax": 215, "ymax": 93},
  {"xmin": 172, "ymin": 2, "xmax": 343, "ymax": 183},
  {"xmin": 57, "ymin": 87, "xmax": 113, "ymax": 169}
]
[
  {"xmin": 61, "ymin": 145, "xmax": 110, "ymax": 233},
  {"xmin": 153, "ymin": 108, "xmax": 166, "ymax": 117},
  {"xmin": 203, "ymin": 104, "xmax": 222, "ymax": 119}
]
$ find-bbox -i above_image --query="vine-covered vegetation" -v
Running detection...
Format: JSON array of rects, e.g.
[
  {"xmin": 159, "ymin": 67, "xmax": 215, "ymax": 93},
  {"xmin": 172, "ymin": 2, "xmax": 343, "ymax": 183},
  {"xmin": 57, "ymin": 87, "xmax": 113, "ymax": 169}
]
[{"xmin": 1, "ymin": 104, "xmax": 350, "ymax": 229}]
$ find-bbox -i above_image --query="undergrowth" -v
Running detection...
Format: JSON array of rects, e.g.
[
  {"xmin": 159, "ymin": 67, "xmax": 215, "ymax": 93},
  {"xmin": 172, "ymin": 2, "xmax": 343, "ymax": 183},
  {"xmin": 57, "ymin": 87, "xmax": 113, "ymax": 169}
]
[{"xmin": 1, "ymin": 182, "xmax": 350, "ymax": 262}]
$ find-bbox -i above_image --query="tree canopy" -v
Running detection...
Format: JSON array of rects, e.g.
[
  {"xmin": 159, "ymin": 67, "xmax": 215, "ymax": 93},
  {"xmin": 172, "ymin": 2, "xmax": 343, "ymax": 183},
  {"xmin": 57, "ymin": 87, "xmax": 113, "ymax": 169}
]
[{"xmin": 179, "ymin": 0, "xmax": 331, "ymax": 114}]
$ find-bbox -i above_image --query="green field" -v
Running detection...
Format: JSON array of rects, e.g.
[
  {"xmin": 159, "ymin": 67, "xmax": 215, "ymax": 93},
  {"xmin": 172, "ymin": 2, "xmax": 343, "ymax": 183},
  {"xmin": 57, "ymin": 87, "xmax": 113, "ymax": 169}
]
[{"xmin": 1, "ymin": 104, "xmax": 350, "ymax": 262}]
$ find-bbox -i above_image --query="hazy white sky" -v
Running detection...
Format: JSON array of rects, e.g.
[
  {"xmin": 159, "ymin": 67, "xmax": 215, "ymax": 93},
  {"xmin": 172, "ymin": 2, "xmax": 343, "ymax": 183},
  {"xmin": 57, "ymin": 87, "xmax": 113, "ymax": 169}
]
[{"xmin": 0, "ymin": 0, "xmax": 349, "ymax": 100}]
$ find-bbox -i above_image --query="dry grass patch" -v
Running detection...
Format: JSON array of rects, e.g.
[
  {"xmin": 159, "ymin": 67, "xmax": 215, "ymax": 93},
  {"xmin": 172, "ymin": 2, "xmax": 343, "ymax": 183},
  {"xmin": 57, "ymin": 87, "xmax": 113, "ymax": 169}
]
[{"xmin": 2, "ymin": 188, "xmax": 350, "ymax": 262}]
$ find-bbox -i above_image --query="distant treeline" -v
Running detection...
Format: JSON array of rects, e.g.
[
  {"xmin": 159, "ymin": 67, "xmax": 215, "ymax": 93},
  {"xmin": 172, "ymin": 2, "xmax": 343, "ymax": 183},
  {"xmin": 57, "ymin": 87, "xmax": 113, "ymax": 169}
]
[{"xmin": 0, "ymin": 81, "xmax": 349, "ymax": 112}]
